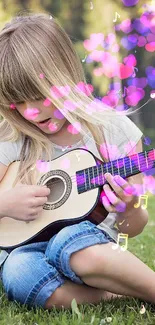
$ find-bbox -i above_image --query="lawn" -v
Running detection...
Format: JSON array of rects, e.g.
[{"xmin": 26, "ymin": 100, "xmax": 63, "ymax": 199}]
[{"xmin": 0, "ymin": 196, "xmax": 155, "ymax": 325}]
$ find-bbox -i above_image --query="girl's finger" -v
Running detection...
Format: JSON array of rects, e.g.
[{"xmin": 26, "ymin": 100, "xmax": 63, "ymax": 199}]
[
  {"xmin": 103, "ymin": 184, "xmax": 119, "ymax": 205},
  {"xmin": 103, "ymin": 184, "xmax": 127, "ymax": 213},
  {"xmin": 105, "ymin": 173, "xmax": 133, "ymax": 201},
  {"xmin": 101, "ymin": 191, "xmax": 116, "ymax": 213},
  {"xmin": 114, "ymin": 175, "xmax": 134, "ymax": 195}
]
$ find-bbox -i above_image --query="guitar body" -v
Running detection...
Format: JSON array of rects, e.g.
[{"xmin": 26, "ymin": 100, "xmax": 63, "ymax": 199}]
[{"xmin": 0, "ymin": 149, "xmax": 107, "ymax": 249}]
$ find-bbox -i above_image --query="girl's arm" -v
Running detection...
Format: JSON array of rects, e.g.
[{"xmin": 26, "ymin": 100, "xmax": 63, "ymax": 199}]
[{"xmin": 115, "ymin": 139, "xmax": 149, "ymax": 237}]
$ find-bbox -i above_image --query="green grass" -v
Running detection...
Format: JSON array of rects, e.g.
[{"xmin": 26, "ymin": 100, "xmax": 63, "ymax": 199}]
[{"xmin": 1, "ymin": 196, "xmax": 155, "ymax": 325}]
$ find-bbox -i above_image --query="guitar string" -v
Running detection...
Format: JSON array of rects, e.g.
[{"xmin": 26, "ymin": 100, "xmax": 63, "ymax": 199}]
[
  {"xmin": 42, "ymin": 157, "xmax": 154, "ymax": 187},
  {"xmin": 40, "ymin": 155, "xmax": 154, "ymax": 182},
  {"xmin": 69, "ymin": 155, "xmax": 154, "ymax": 180},
  {"xmin": 34, "ymin": 153, "xmax": 154, "ymax": 186},
  {"xmin": 33, "ymin": 148, "xmax": 154, "ymax": 175}
]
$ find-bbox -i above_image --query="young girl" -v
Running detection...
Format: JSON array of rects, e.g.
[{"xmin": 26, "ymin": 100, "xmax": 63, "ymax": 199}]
[{"xmin": 0, "ymin": 12, "xmax": 155, "ymax": 310}]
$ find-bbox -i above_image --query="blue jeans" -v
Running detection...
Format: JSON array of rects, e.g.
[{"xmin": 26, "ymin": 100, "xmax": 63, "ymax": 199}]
[{"xmin": 2, "ymin": 221, "xmax": 115, "ymax": 308}]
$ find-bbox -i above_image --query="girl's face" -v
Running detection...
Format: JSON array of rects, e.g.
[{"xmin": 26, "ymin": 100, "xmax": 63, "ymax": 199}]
[{"xmin": 15, "ymin": 100, "xmax": 66, "ymax": 134}]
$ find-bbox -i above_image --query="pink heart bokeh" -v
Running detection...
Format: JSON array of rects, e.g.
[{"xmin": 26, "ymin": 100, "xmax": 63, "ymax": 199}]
[
  {"xmin": 24, "ymin": 108, "xmax": 39, "ymax": 120},
  {"xmin": 67, "ymin": 122, "xmax": 81, "ymax": 135},
  {"xmin": 117, "ymin": 63, "xmax": 134, "ymax": 79}
]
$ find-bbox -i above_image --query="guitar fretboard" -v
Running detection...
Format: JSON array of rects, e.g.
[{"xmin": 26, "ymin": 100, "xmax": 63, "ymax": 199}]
[{"xmin": 76, "ymin": 149, "xmax": 155, "ymax": 194}]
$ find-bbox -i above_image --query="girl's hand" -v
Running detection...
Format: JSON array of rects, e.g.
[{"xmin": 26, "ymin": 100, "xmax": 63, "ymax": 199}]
[
  {"xmin": 0, "ymin": 184, "xmax": 50, "ymax": 221},
  {"xmin": 101, "ymin": 173, "xmax": 138, "ymax": 215}
]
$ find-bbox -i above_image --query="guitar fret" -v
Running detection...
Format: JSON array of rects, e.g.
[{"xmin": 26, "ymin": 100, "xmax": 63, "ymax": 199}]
[
  {"xmin": 145, "ymin": 151, "xmax": 148, "ymax": 169},
  {"xmin": 83, "ymin": 169, "xmax": 87, "ymax": 191},
  {"xmin": 101, "ymin": 165, "xmax": 104, "ymax": 184},
  {"xmin": 117, "ymin": 159, "xmax": 120, "ymax": 175},
  {"xmin": 87, "ymin": 168, "xmax": 91, "ymax": 189},
  {"xmin": 123, "ymin": 158, "xmax": 127, "ymax": 177},
  {"xmin": 92, "ymin": 166, "xmax": 95, "ymax": 188},
  {"xmin": 105, "ymin": 163, "xmax": 108, "ymax": 173},
  {"xmin": 111, "ymin": 161, "xmax": 114, "ymax": 175},
  {"xmin": 137, "ymin": 153, "xmax": 141, "ymax": 171},
  {"xmin": 129, "ymin": 156, "xmax": 133, "ymax": 174},
  {"xmin": 97, "ymin": 166, "xmax": 100, "ymax": 185}
]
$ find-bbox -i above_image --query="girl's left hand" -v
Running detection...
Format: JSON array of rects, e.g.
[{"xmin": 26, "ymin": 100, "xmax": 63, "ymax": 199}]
[{"xmin": 101, "ymin": 173, "xmax": 138, "ymax": 215}]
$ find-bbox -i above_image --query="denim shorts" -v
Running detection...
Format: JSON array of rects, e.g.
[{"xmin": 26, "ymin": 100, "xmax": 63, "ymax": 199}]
[{"xmin": 2, "ymin": 220, "xmax": 115, "ymax": 308}]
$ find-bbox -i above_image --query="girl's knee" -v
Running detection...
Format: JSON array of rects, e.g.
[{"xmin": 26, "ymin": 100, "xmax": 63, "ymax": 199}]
[
  {"xmin": 70, "ymin": 244, "xmax": 103, "ymax": 277},
  {"xmin": 70, "ymin": 242, "xmax": 114, "ymax": 277}
]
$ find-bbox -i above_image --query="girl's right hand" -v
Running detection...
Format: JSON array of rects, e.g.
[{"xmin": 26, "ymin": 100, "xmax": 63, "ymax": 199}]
[{"xmin": 0, "ymin": 184, "xmax": 50, "ymax": 221}]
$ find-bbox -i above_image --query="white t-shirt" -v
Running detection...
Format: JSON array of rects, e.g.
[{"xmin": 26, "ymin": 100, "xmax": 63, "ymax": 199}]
[{"xmin": 0, "ymin": 115, "xmax": 143, "ymax": 265}]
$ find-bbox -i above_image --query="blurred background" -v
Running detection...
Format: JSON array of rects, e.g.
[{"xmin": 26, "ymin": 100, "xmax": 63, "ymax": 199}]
[{"xmin": 0, "ymin": 0, "xmax": 154, "ymax": 152}]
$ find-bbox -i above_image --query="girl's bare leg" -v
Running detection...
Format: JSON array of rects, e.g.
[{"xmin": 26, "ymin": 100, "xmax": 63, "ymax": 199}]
[
  {"xmin": 45, "ymin": 280, "xmax": 122, "ymax": 309},
  {"xmin": 70, "ymin": 243, "xmax": 155, "ymax": 303}
]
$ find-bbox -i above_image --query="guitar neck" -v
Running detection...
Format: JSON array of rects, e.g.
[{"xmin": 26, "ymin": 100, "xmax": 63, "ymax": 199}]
[{"xmin": 76, "ymin": 148, "xmax": 155, "ymax": 194}]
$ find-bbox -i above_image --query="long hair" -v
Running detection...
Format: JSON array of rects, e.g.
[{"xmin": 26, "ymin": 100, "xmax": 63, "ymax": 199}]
[{"xmin": 0, "ymin": 12, "xmax": 138, "ymax": 186}]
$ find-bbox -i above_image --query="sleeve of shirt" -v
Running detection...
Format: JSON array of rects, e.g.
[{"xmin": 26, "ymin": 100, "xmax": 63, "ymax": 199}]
[
  {"xmin": 101, "ymin": 114, "xmax": 143, "ymax": 160},
  {"xmin": 0, "ymin": 141, "xmax": 19, "ymax": 166}
]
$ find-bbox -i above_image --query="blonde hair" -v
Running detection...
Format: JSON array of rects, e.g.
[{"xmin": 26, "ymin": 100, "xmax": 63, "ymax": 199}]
[{"xmin": 0, "ymin": 12, "xmax": 139, "ymax": 186}]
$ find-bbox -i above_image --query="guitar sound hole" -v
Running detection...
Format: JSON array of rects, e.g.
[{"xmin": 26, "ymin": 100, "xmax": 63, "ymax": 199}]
[{"xmin": 45, "ymin": 177, "xmax": 66, "ymax": 204}]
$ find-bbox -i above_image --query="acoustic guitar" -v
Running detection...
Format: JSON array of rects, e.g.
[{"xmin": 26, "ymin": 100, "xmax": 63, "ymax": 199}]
[{"xmin": 0, "ymin": 147, "xmax": 154, "ymax": 249}]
